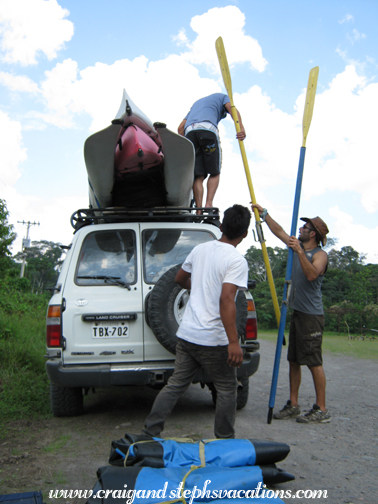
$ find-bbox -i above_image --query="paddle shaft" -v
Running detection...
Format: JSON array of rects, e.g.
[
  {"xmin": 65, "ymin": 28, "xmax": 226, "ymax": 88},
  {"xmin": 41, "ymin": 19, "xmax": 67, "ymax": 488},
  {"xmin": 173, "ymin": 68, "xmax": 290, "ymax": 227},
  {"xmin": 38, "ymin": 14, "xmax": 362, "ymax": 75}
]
[
  {"xmin": 267, "ymin": 67, "xmax": 319, "ymax": 423},
  {"xmin": 216, "ymin": 37, "xmax": 281, "ymax": 327},
  {"xmin": 268, "ymin": 147, "xmax": 306, "ymax": 423},
  {"xmin": 229, "ymin": 106, "xmax": 281, "ymax": 326}
]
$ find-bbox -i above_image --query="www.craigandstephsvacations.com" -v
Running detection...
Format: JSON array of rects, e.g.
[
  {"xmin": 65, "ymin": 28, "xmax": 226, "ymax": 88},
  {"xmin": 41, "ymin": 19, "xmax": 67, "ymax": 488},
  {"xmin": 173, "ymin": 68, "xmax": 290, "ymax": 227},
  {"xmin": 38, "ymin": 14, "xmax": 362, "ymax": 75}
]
[{"xmin": 49, "ymin": 480, "xmax": 328, "ymax": 501}]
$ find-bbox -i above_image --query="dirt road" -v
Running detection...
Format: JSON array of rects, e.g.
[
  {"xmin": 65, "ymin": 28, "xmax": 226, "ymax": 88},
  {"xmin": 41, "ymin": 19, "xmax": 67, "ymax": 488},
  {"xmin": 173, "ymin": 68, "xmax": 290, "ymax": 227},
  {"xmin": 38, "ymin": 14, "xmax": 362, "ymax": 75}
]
[{"xmin": 1, "ymin": 339, "xmax": 377, "ymax": 504}]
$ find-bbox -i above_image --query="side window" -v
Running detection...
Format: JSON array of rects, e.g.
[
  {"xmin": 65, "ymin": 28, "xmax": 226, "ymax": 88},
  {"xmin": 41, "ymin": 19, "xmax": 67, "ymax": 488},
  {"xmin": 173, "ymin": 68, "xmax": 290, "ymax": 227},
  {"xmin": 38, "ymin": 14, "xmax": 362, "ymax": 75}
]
[
  {"xmin": 142, "ymin": 229, "xmax": 215, "ymax": 284},
  {"xmin": 75, "ymin": 230, "xmax": 136, "ymax": 286}
]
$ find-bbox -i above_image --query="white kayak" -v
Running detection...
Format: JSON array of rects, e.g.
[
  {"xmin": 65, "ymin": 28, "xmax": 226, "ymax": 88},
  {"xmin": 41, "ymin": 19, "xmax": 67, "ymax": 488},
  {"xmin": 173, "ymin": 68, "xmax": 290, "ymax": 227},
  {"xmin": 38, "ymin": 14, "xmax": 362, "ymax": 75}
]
[{"xmin": 84, "ymin": 89, "xmax": 195, "ymax": 209}]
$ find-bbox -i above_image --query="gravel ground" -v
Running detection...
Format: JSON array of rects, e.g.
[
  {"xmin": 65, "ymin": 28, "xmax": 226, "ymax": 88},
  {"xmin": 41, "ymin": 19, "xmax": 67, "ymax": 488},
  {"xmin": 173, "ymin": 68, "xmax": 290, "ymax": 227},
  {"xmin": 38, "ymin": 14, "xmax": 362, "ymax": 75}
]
[{"xmin": 1, "ymin": 339, "xmax": 377, "ymax": 504}]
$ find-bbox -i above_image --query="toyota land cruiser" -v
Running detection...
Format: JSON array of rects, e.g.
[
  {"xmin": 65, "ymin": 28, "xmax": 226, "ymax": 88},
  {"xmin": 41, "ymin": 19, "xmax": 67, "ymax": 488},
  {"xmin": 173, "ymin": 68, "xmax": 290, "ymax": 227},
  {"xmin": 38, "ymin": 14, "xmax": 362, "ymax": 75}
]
[{"xmin": 45, "ymin": 207, "xmax": 259, "ymax": 416}]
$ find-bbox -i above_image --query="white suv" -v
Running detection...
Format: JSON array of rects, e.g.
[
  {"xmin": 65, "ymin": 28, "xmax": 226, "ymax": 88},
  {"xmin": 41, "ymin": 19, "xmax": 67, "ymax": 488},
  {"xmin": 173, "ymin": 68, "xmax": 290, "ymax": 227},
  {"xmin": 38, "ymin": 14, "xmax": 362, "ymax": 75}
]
[{"xmin": 45, "ymin": 207, "xmax": 259, "ymax": 417}]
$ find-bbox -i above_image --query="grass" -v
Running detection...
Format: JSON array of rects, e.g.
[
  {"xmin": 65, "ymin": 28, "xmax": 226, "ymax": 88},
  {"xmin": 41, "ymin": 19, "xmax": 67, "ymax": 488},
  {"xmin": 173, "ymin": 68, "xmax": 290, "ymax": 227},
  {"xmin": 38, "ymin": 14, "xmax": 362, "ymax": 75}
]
[
  {"xmin": 0, "ymin": 310, "xmax": 51, "ymax": 425},
  {"xmin": 43, "ymin": 434, "xmax": 71, "ymax": 453},
  {"xmin": 52, "ymin": 470, "xmax": 67, "ymax": 485},
  {"xmin": 259, "ymin": 330, "xmax": 378, "ymax": 360}
]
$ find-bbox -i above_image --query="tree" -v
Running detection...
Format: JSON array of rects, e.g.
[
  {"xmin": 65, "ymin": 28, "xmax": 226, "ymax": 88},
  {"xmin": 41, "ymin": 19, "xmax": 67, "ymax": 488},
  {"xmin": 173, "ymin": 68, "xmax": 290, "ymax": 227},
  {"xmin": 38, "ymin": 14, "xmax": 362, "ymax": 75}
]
[
  {"xmin": 327, "ymin": 246, "xmax": 366, "ymax": 273},
  {"xmin": 245, "ymin": 246, "xmax": 266, "ymax": 282},
  {"xmin": 245, "ymin": 240, "xmax": 377, "ymax": 333},
  {"xmin": 245, "ymin": 245, "xmax": 288, "ymax": 282},
  {"xmin": 14, "ymin": 240, "xmax": 65, "ymax": 293},
  {"xmin": 0, "ymin": 199, "xmax": 16, "ymax": 276}
]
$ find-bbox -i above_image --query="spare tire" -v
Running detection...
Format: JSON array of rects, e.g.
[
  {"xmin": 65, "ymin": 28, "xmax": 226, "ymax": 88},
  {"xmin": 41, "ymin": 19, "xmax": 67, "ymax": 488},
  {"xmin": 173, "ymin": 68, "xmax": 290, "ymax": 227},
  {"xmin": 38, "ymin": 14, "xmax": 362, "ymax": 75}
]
[{"xmin": 147, "ymin": 264, "xmax": 248, "ymax": 355}]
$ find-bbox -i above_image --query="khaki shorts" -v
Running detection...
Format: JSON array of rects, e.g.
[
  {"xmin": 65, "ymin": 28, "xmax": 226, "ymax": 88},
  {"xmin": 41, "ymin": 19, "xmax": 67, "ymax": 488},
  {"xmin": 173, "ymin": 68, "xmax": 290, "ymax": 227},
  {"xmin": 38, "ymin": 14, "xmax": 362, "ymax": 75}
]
[{"xmin": 287, "ymin": 310, "xmax": 324, "ymax": 367}]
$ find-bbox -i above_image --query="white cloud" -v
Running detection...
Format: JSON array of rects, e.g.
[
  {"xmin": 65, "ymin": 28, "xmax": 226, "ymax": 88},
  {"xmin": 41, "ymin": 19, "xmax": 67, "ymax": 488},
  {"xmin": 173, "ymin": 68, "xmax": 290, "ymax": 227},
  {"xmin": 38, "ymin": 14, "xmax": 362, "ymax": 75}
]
[
  {"xmin": 329, "ymin": 206, "xmax": 378, "ymax": 264},
  {"xmin": 36, "ymin": 6, "xmax": 267, "ymax": 133},
  {"xmin": 0, "ymin": 0, "xmax": 74, "ymax": 65},
  {"xmin": 352, "ymin": 29, "xmax": 366, "ymax": 41},
  {"xmin": 299, "ymin": 65, "xmax": 378, "ymax": 213},
  {"xmin": 180, "ymin": 6, "xmax": 267, "ymax": 72},
  {"xmin": 339, "ymin": 14, "xmax": 354, "ymax": 24},
  {"xmin": 39, "ymin": 54, "xmax": 220, "ymax": 132},
  {"xmin": 0, "ymin": 71, "xmax": 39, "ymax": 93},
  {"xmin": 350, "ymin": 29, "xmax": 366, "ymax": 43},
  {"xmin": 172, "ymin": 29, "xmax": 189, "ymax": 46},
  {"xmin": 0, "ymin": 110, "xmax": 26, "ymax": 185},
  {"xmin": 2, "ymin": 5, "xmax": 262, "ymax": 135}
]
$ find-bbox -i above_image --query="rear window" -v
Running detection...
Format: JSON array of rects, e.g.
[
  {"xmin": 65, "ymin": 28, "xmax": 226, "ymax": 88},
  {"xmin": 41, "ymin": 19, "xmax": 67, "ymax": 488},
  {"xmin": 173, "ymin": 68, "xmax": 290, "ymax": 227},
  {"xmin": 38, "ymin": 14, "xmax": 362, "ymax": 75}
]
[
  {"xmin": 75, "ymin": 230, "xmax": 136, "ymax": 286},
  {"xmin": 142, "ymin": 229, "xmax": 215, "ymax": 284}
]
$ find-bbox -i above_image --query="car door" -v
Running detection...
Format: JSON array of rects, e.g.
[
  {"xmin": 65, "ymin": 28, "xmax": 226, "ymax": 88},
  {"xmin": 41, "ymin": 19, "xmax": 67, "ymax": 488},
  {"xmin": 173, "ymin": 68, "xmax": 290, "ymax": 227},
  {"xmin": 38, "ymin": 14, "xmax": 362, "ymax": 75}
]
[{"xmin": 61, "ymin": 224, "xmax": 144, "ymax": 365}]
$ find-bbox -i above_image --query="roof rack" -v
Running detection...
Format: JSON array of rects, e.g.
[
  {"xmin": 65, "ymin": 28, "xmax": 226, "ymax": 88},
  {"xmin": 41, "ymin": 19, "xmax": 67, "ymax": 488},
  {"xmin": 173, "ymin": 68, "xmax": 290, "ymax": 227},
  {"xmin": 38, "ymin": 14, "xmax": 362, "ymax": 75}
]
[{"xmin": 70, "ymin": 207, "xmax": 221, "ymax": 231}]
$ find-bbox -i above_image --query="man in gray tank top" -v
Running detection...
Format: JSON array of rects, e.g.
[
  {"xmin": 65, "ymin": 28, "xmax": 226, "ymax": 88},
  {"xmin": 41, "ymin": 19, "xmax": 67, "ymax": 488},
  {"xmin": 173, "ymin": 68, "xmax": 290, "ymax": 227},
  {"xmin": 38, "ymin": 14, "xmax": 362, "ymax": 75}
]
[{"xmin": 252, "ymin": 203, "xmax": 331, "ymax": 424}]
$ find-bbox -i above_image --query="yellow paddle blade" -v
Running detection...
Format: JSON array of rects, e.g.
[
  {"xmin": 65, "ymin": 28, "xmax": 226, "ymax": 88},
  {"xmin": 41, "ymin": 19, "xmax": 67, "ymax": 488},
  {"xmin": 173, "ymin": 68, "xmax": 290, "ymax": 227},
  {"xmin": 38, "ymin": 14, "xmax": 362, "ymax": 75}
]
[
  {"xmin": 302, "ymin": 66, "xmax": 319, "ymax": 147},
  {"xmin": 215, "ymin": 37, "xmax": 234, "ymax": 103}
]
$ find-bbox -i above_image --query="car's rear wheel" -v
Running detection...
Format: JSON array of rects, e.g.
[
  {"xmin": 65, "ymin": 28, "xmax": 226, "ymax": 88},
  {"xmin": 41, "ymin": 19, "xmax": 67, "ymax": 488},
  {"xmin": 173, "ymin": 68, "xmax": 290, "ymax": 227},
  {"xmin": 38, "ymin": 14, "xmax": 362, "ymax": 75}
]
[
  {"xmin": 50, "ymin": 384, "xmax": 83, "ymax": 417},
  {"xmin": 208, "ymin": 377, "xmax": 250, "ymax": 410},
  {"xmin": 236, "ymin": 377, "xmax": 249, "ymax": 410},
  {"xmin": 147, "ymin": 264, "xmax": 248, "ymax": 355}
]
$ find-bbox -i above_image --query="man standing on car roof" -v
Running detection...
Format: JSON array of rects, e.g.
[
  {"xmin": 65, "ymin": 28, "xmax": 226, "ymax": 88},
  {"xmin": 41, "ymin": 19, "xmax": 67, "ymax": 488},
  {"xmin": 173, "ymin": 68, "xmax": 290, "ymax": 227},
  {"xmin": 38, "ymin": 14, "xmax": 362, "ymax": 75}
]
[
  {"xmin": 178, "ymin": 93, "xmax": 246, "ymax": 215},
  {"xmin": 143, "ymin": 204, "xmax": 251, "ymax": 439},
  {"xmin": 252, "ymin": 203, "xmax": 331, "ymax": 424}
]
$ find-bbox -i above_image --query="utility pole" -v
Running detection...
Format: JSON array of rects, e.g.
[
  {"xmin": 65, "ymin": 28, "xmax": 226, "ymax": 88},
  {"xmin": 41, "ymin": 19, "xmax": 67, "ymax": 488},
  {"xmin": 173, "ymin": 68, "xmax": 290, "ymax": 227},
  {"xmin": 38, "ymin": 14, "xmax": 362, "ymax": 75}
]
[{"xmin": 18, "ymin": 220, "xmax": 40, "ymax": 278}]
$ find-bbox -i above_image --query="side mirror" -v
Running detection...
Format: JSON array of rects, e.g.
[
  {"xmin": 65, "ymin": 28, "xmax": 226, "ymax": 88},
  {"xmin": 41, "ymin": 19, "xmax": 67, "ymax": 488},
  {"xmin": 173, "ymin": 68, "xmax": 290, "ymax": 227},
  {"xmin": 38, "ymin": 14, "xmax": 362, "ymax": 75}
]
[{"xmin": 248, "ymin": 280, "xmax": 256, "ymax": 290}]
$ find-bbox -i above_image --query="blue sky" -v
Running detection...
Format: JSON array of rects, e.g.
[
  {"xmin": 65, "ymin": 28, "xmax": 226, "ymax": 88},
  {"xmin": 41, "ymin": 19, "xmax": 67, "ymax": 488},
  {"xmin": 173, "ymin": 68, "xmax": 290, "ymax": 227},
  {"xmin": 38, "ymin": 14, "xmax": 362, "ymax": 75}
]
[{"xmin": 1, "ymin": 0, "xmax": 377, "ymax": 262}]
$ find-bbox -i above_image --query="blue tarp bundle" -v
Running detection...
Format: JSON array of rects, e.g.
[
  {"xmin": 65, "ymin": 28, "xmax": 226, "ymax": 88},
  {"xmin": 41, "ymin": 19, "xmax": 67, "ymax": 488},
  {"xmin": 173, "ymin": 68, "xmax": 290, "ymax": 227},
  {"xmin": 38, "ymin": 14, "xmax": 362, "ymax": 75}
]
[
  {"xmin": 109, "ymin": 433, "xmax": 290, "ymax": 468},
  {"xmin": 87, "ymin": 465, "xmax": 286, "ymax": 504},
  {"xmin": 0, "ymin": 492, "xmax": 44, "ymax": 504},
  {"xmin": 87, "ymin": 434, "xmax": 293, "ymax": 504}
]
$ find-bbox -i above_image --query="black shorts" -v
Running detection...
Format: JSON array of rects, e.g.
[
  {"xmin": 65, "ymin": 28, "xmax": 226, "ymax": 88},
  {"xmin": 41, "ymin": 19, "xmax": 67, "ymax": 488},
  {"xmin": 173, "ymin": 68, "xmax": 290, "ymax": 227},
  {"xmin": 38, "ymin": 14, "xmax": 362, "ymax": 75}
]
[
  {"xmin": 287, "ymin": 310, "xmax": 324, "ymax": 367},
  {"xmin": 186, "ymin": 129, "xmax": 221, "ymax": 179}
]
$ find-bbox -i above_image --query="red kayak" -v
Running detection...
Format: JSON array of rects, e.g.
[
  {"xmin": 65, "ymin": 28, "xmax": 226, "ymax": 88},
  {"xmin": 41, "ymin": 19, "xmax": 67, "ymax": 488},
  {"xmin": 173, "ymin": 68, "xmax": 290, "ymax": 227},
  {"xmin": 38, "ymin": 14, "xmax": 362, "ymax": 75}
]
[{"xmin": 114, "ymin": 124, "xmax": 164, "ymax": 177}]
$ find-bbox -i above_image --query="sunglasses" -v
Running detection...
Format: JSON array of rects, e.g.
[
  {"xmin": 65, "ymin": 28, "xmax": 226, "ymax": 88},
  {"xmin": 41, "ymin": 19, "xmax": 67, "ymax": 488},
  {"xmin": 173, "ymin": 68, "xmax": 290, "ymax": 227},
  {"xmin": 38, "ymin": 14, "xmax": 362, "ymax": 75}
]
[{"xmin": 302, "ymin": 224, "xmax": 315, "ymax": 232}]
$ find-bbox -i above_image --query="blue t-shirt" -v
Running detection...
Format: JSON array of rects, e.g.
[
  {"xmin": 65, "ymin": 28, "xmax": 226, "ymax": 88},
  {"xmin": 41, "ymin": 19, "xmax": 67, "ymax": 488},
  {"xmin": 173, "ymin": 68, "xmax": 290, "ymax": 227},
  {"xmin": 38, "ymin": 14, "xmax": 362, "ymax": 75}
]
[{"xmin": 185, "ymin": 93, "xmax": 229, "ymax": 129}]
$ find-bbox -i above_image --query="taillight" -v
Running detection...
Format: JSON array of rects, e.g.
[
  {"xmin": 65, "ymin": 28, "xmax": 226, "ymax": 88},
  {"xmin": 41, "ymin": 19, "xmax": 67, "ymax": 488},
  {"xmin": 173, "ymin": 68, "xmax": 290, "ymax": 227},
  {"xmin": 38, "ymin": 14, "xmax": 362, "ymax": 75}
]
[
  {"xmin": 46, "ymin": 305, "xmax": 62, "ymax": 347},
  {"xmin": 245, "ymin": 299, "xmax": 258, "ymax": 340}
]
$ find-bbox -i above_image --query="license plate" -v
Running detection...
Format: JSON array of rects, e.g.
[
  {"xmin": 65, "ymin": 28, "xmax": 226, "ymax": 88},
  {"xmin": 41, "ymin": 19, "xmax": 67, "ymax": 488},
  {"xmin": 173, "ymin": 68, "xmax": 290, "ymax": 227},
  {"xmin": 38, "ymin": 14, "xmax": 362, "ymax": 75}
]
[{"xmin": 92, "ymin": 324, "xmax": 129, "ymax": 338}]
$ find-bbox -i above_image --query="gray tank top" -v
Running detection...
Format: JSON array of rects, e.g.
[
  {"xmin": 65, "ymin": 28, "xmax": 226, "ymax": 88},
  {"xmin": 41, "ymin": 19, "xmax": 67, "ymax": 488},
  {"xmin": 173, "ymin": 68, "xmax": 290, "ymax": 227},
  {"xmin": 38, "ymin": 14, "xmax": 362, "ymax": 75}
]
[{"xmin": 289, "ymin": 246, "xmax": 326, "ymax": 315}]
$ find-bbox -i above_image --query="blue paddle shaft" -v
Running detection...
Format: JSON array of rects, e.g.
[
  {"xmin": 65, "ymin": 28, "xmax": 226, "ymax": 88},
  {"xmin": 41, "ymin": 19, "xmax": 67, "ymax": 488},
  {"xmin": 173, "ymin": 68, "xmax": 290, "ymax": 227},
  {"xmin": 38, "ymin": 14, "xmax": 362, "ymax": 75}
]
[{"xmin": 268, "ymin": 147, "xmax": 306, "ymax": 418}]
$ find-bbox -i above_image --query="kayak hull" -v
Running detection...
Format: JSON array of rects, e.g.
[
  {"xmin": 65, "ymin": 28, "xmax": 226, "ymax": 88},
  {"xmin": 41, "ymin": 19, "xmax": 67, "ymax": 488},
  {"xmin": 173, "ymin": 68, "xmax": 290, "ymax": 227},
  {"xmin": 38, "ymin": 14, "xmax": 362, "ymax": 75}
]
[
  {"xmin": 84, "ymin": 89, "xmax": 194, "ymax": 209},
  {"xmin": 115, "ymin": 124, "xmax": 163, "ymax": 176}
]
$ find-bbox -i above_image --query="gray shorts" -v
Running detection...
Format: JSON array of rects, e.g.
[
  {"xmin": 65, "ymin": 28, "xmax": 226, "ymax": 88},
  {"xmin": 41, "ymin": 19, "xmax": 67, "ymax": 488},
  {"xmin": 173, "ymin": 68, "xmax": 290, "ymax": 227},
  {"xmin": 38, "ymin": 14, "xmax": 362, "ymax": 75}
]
[{"xmin": 287, "ymin": 310, "xmax": 324, "ymax": 367}]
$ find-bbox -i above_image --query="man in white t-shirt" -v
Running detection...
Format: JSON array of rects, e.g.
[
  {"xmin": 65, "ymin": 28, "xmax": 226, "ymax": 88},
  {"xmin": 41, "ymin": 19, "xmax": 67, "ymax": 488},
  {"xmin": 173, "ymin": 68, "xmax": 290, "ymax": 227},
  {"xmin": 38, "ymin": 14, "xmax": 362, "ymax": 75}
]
[{"xmin": 143, "ymin": 205, "xmax": 251, "ymax": 438}]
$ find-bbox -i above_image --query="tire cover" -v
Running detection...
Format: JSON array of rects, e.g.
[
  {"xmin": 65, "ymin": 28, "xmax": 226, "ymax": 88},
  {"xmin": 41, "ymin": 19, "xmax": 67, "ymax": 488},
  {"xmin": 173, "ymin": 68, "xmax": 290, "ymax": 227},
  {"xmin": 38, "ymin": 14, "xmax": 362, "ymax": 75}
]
[{"xmin": 147, "ymin": 264, "xmax": 248, "ymax": 355}]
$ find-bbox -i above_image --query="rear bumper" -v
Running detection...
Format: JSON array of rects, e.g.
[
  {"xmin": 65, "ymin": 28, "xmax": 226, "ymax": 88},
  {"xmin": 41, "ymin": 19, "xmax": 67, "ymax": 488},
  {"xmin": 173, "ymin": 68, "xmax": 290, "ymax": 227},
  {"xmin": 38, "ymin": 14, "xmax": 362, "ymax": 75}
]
[{"xmin": 46, "ymin": 350, "xmax": 260, "ymax": 388}]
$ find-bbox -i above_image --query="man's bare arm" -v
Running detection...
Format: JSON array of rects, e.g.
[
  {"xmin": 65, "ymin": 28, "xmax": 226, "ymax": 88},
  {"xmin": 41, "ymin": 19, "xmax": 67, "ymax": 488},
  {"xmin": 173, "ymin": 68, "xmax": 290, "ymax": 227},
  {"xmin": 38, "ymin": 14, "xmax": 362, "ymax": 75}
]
[
  {"xmin": 175, "ymin": 268, "xmax": 191, "ymax": 290},
  {"xmin": 224, "ymin": 102, "xmax": 246, "ymax": 140},
  {"xmin": 178, "ymin": 119, "xmax": 187, "ymax": 137},
  {"xmin": 220, "ymin": 283, "xmax": 243, "ymax": 367},
  {"xmin": 288, "ymin": 237, "xmax": 328, "ymax": 281},
  {"xmin": 251, "ymin": 204, "xmax": 290, "ymax": 245}
]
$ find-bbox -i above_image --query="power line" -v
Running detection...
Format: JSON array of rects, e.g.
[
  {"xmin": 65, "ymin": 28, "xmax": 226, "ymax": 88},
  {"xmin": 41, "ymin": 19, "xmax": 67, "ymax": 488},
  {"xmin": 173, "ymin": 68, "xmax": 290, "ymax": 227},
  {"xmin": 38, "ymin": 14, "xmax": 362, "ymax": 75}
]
[{"xmin": 17, "ymin": 220, "xmax": 40, "ymax": 278}]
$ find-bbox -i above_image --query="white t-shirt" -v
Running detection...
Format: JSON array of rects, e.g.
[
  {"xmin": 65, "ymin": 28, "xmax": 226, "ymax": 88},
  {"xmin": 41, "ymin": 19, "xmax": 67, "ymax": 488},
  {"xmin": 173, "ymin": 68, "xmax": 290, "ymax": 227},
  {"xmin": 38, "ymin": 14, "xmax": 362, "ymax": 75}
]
[{"xmin": 176, "ymin": 240, "xmax": 248, "ymax": 346}]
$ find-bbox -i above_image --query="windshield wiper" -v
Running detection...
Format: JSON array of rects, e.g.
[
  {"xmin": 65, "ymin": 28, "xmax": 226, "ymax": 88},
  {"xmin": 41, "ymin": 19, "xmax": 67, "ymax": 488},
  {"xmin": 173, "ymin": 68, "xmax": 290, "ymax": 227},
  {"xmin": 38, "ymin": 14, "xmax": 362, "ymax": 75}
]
[{"xmin": 77, "ymin": 275, "xmax": 132, "ymax": 290}]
